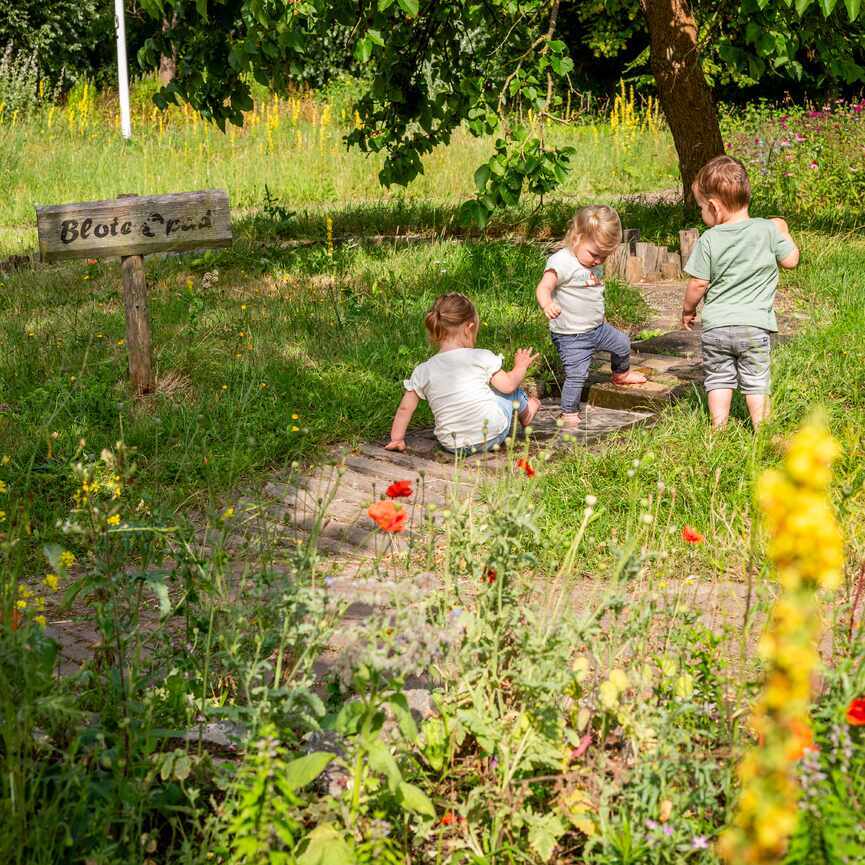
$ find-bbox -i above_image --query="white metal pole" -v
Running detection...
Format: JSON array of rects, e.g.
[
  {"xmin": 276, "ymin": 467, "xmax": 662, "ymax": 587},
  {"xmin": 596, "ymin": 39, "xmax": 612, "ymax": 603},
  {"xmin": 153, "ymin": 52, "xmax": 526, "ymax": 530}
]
[{"xmin": 114, "ymin": 0, "xmax": 133, "ymax": 140}]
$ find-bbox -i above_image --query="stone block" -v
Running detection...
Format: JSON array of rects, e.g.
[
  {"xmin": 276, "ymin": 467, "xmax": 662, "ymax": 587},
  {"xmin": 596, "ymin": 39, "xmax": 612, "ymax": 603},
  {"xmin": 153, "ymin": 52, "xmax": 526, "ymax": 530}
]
[{"xmin": 587, "ymin": 377, "xmax": 681, "ymax": 413}]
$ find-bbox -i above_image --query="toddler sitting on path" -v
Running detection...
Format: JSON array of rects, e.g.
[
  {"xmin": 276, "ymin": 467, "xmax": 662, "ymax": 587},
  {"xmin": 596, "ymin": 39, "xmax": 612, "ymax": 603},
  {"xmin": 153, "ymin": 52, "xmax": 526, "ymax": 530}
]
[
  {"xmin": 535, "ymin": 205, "xmax": 646, "ymax": 428},
  {"xmin": 385, "ymin": 293, "xmax": 541, "ymax": 455},
  {"xmin": 682, "ymin": 155, "xmax": 799, "ymax": 429}
]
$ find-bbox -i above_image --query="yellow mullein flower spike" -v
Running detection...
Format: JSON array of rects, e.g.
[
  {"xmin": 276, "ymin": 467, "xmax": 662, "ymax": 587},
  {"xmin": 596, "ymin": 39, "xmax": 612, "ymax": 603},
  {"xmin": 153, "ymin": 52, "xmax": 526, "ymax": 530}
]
[{"xmin": 720, "ymin": 417, "xmax": 843, "ymax": 865}]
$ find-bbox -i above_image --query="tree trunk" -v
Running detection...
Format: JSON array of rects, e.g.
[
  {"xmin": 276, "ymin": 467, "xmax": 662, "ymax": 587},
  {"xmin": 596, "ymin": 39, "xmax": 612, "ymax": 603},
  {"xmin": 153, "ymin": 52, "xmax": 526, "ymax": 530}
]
[
  {"xmin": 158, "ymin": 17, "xmax": 177, "ymax": 85},
  {"xmin": 641, "ymin": 0, "xmax": 724, "ymax": 209}
]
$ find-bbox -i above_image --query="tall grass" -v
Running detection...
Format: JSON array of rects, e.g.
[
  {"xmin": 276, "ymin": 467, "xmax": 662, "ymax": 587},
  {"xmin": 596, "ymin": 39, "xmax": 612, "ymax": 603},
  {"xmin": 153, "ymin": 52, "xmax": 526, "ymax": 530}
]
[{"xmin": 0, "ymin": 79, "xmax": 678, "ymax": 255}]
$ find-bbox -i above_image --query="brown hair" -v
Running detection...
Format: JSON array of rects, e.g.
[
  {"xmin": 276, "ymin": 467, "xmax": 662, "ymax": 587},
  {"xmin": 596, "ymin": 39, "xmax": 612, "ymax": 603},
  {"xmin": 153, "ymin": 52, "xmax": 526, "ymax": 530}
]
[
  {"xmin": 563, "ymin": 205, "xmax": 622, "ymax": 256},
  {"xmin": 692, "ymin": 155, "xmax": 751, "ymax": 210},
  {"xmin": 424, "ymin": 292, "xmax": 478, "ymax": 344}
]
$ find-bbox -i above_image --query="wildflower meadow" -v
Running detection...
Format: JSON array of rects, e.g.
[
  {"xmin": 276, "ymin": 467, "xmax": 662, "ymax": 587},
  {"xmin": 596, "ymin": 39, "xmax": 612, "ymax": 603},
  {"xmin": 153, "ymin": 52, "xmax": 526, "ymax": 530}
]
[{"xmin": 2, "ymin": 18, "xmax": 865, "ymax": 865}]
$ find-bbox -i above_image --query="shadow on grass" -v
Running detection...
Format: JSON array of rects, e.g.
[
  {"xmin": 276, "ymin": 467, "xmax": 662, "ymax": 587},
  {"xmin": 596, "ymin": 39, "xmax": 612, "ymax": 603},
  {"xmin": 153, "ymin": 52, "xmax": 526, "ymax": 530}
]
[{"xmin": 232, "ymin": 197, "xmax": 696, "ymax": 248}]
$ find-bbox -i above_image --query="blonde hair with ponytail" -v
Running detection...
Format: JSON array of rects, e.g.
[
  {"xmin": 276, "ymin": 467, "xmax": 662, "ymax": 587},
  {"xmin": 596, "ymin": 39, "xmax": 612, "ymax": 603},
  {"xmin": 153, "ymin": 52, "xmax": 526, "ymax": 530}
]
[
  {"xmin": 562, "ymin": 205, "xmax": 622, "ymax": 256},
  {"xmin": 424, "ymin": 292, "xmax": 478, "ymax": 344}
]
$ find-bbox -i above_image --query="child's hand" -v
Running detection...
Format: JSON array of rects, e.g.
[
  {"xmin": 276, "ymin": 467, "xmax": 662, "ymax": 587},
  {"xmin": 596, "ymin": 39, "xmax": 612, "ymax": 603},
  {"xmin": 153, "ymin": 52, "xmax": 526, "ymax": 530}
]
[
  {"xmin": 385, "ymin": 439, "xmax": 406, "ymax": 452},
  {"xmin": 542, "ymin": 301, "xmax": 562, "ymax": 320},
  {"xmin": 514, "ymin": 348, "xmax": 539, "ymax": 371},
  {"xmin": 681, "ymin": 308, "xmax": 698, "ymax": 331}
]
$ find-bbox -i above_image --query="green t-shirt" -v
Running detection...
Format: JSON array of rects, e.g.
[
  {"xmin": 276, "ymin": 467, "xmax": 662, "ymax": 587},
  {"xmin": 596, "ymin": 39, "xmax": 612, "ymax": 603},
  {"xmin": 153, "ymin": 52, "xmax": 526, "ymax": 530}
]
[{"xmin": 684, "ymin": 218, "xmax": 796, "ymax": 332}]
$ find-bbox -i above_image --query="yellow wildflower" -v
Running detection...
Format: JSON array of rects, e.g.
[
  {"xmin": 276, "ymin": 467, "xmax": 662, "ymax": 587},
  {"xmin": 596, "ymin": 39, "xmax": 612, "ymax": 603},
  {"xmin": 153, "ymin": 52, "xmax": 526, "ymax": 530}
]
[
  {"xmin": 1, "ymin": 455, "xmax": 9, "ymax": 465},
  {"xmin": 34, "ymin": 615, "xmax": 47, "ymax": 627},
  {"xmin": 222, "ymin": 507, "xmax": 235, "ymax": 520},
  {"xmin": 107, "ymin": 514, "xmax": 121, "ymax": 526},
  {"xmin": 0, "ymin": 511, "xmax": 5, "ymax": 522},
  {"xmin": 291, "ymin": 413, "xmax": 300, "ymax": 420},
  {"xmin": 59, "ymin": 551, "xmax": 75, "ymax": 568},
  {"xmin": 609, "ymin": 669, "xmax": 629, "ymax": 691},
  {"xmin": 0, "ymin": 480, "xmax": 6, "ymax": 493},
  {"xmin": 599, "ymin": 680, "xmax": 619, "ymax": 710},
  {"xmin": 291, "ymin": 425, "xmax": 300, "ymax": 432},
  {"xmin": 43, "ymin": 573, "xmax": 59, "ymax": 591},
  {"xmin": 16, "ymin": 599, "xmax": 26, "ymax": 610},
  {"xmin": 720, "ymin": 418, "xmax": 843, "ymax": 865}
]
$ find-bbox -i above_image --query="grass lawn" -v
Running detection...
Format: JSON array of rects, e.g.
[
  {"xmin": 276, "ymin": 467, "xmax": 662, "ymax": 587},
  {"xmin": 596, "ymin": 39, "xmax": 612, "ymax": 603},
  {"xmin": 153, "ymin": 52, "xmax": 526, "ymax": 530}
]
[{"xmin": 2, "ymin": 85, "xmax": 865, "ymax": 865}]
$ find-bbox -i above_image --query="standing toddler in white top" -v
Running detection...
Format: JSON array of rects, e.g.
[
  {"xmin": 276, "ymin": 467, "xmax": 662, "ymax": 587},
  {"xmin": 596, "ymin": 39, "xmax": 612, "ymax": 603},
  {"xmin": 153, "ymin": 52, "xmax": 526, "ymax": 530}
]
[
  {"xmin": 535, "ymin": 205, "xmax": 646, "ymax": 428},
  {"xmin": 386, "ymin": 293, "xmax": 540, "ymax": 455}
]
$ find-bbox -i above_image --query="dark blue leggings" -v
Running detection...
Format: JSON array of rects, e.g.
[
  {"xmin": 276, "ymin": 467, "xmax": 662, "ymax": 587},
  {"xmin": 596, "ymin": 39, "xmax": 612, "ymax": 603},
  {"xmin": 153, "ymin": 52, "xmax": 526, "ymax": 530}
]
[{"xmin": 551, "ymin": 323, "xmax": 631, "ymax": 412}]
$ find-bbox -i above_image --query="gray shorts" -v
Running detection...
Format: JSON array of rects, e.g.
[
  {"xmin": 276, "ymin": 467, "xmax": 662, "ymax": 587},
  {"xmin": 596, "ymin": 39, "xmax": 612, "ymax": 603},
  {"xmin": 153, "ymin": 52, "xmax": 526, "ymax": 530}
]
[{"xmin": 701, "ymin": 326, "xmax": 772, "ymax": 394}]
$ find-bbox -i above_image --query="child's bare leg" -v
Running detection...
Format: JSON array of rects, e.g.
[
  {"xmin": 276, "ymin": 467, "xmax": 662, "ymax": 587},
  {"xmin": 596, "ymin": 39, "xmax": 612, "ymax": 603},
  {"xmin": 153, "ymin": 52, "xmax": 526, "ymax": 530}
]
[
  {"xmin": 707, "ymin": 389, "xmax": 733, "ymax": 428},
  {"xmin": 745, "ymin": 393, "xmax": 769, "ymax": 428},
  {"xmin": 597, "ymin": 323, "xmax": 647, "ymax": 385},
  {"xmin": 519, "ymin": 397, "xmax": 541, "ymax": 427}
]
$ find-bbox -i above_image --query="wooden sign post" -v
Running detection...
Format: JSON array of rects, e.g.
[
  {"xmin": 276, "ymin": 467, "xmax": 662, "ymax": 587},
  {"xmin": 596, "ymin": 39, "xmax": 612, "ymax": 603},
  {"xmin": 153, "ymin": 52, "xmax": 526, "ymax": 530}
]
[{"xmin": 36, "ymin": 189, "xmax": 232, "ymax": 395}]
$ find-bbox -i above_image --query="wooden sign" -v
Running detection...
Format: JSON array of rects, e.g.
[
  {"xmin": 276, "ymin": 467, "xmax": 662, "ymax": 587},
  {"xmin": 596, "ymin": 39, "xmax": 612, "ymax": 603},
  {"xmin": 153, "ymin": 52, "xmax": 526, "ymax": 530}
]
[
  {"xmin": 36, "ymin": 189, "xmax": 231, "ymax": 262},
  {"xmin": 34, "ymin": 190, "xmax": 233, "ymax": 395}
]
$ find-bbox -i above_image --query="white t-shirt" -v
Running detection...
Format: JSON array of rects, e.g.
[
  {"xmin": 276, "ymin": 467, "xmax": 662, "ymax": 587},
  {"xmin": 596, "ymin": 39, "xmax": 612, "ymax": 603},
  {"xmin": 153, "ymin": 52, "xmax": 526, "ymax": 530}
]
[
  {"xmin": 544, "ymin": 247, "xmax": 606, "ymax": 334},
  {"xmin": 404, "ymin": 348, "xmax": 507, "ymax": 449}
]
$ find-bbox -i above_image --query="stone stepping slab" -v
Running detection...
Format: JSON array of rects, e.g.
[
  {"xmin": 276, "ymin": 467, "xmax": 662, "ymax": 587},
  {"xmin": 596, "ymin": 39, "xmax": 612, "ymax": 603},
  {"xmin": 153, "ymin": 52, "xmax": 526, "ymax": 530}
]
[{"xmin": 584, "ymin": 349, "xmax": 703, "ymax": 413}]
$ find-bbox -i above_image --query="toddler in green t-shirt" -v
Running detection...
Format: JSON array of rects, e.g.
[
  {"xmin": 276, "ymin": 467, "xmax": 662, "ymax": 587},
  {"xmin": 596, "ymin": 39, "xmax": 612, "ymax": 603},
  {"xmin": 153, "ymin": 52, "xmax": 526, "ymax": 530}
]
[{"xmin": 682, "ymin": 155, "xmax": 800, "ymax": 429}]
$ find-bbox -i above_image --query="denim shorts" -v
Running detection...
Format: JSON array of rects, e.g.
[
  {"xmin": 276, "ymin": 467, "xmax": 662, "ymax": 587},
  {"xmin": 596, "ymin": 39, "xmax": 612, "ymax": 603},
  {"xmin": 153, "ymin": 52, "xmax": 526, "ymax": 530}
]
[{"xmin": 702, "ymin": 326, "xmax": 772, "ymax": 394}]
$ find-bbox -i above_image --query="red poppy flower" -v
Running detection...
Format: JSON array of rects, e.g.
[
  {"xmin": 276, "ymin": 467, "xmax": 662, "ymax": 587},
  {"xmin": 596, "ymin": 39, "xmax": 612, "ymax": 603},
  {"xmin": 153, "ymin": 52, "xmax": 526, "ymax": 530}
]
[
  {"xmin": 440, "ymin": 811, "xmax": 456, "ymax": 826},
  {"xmin": 367, "ymin": 500, "xmax": 407, "ymax": 533},
  {"xmin": 846, "ymin": 697, "xmax": 865, "ymax": 726},
  {"xmin": 386, "ymin": 479, "xmax": 413, "ymax": 499},
  {"xmin": 682, "ymin": 525, "xmax": 704, "ymax": 544},
  {"xmin": 516, "ymin": 458, "xmax": 535, "ymax": 478},
  {"xmin": 86, "ymin": 258, "xmax": 98, "ymax": 266},
  {"xmin": 484, "ymin": 567, "xmax": 497, "ymax": 584}
]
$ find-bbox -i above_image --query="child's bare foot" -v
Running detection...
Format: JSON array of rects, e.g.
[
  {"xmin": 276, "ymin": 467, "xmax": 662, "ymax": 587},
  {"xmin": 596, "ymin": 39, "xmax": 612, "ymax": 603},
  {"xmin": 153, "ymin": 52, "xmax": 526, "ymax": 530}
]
[
  {"xmin": 518, "ymin": 396, "xmax": 541, "ymax": 427},
  {"xmin": 611, "ymin": 369, "xmax": 647, "ymax": 386},
  {"xmin": 559, "ymin": 411, "xmax": 582, "ymax": 429}
]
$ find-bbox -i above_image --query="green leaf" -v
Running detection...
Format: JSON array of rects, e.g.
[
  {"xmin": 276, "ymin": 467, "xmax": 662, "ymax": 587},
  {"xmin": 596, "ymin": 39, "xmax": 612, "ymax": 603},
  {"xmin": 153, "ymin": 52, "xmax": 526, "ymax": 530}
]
[
  {"xmin": 139, "ymin": 0, "xmax": 166, "ymax": 17},
  {"xmin": 298, "ymin": 824, "xmax": 354, "ymax": 865},
  {"xmin": 354, "ymin": 36, "xmax": 372, "ymax": 63},
  {"xmin": 795, "ymin": 0, "xmax": 813, "ymax": 14},
  {"xmin": 498, "ymin": 183, "xmax": 518, "ymax": 207},
  {"xmin": 846, "ymin": 0, "xmax": 862, "ymax": 18},
  {"xmin": 397, "ymin": 0, "xmax": 420, "ymax": 16},
  {"xmin": 397, "ymin": 781, "xmax": 436, "ymax": 817},
  {"xmin": 378, "ymin": 0, "xmax": 396, "ymax": 8},
  {"xmin": 367, "ymin": 29, "xmax": 386, "ymax": 47},
  {"xmin": 818, "ymin": 0, "xmax": 838, "ymax": 14},
  {"xmin": 195, "ymin": 0, "xmax": 208, "ymax": 21},
  {"xmin": 173, "ymin": 753, "xmax": 191, "ymax": 781},
  {"xmin": 147, "ymin": 578, "xmax": 171, "ymax": 617},
  {"xmin": 528, "ymin": 814, "xmax": 567, "ymax": 862},
  {"xmin": 387, "ymin": 694, "xmax": 419, "ymax": 742},
  {"xmin": 284, "ymin": 751, "xmax": 335, "ymax": 791},
  {"xmin": 366, "ymin": 740, "xmax": 401, "ymax": 791},
  {"xmin": 474, "ymin": 163, "xmax": 491, "ymax": 192}
]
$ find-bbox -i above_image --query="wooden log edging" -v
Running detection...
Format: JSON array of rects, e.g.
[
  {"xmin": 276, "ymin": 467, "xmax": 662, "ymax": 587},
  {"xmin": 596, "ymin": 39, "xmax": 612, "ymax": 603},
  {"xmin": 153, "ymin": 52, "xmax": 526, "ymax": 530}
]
[{"xmin": 606, "ymin": 226, "xmax": 700, "ymax": 284}]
